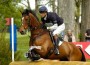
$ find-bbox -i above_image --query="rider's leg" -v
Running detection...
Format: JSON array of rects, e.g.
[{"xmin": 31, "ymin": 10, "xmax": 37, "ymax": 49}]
[
  {"xmin": 53, "ymin": 23, "xmax": 65, "ymax": 55},
  {"xmin": 53, "ymin": 34, "xmax": 60, "ymax": 55}
]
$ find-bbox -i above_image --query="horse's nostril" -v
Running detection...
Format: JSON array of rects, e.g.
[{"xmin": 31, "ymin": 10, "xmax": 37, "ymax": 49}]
[
  {"xmin": 21, "ymin": 31, "xmax": 24, "ymax": 33},
  {"xmin": 20, "ymin": 31, "xmax": 25, "ymax": 35}
]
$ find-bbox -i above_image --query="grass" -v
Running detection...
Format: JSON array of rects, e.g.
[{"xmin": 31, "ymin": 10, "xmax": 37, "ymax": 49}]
[
  {"xmin": 17, "ymin": 32, "xmax": 30, "ymax": 60},
  {"xmin": 5, "ymin": 32, "xmax": 30, "ymax": 61}
]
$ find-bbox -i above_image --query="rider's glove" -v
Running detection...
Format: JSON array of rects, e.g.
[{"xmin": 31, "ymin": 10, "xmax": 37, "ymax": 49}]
[
  {"xmin": 47, "ymin": 24, "xmax": 58, "ymax": 30},
  {"xmin": 47, "ymin": 27, "xmax": 51, "ymax": 30}
]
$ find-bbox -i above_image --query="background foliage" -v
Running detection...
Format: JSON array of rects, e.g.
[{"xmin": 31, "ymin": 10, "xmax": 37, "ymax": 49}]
[{"xmin": 0, "ymin": 0, "xmax": 90, "ymax": 64}]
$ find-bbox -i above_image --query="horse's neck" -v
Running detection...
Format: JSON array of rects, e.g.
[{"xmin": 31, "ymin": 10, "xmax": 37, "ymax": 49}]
[
  {"xmin": 31, "ymin": 28, "xmax": 47, "ymax": 36},
  {"xmin": 29, "ymin": 13, "xmax": 40, "ymax": 27}
]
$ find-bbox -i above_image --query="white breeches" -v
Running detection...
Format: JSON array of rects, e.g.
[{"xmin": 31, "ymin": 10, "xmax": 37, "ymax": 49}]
[{"xmin": 53, "ymin": 23, "xmax": 65, "ymax": 36}]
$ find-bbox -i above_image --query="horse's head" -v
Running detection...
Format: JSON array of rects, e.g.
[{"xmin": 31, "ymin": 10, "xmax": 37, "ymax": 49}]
[
  {"xmin": 19, "ymin": 9, "xmax": 41, "ymax": 35},
  {"xmin": 19, "ymin": 17, "xmax": 29, "ymax": 35}
]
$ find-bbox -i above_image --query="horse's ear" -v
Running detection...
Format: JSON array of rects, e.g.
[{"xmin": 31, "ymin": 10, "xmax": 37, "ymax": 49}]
[{"xmin": 22, "ymin": 9, "xmax": 30, "ymax": 16}]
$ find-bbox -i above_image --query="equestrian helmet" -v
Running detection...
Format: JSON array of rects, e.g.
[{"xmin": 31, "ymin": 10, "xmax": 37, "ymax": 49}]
[{"xmin": 39, "ymin": 6, "xmax": 48, "ymax": 13}]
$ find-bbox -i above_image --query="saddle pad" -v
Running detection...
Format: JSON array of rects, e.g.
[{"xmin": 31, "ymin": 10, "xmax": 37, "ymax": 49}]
[{"xmin": 58, "ymin": 41, "xmax": 63, "ymax": 46}]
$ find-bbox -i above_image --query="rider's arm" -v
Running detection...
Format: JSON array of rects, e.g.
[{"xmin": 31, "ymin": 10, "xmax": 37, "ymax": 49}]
[{"xmin": 47, "ymin": 23, "xmax": 58, "ymax": 30}]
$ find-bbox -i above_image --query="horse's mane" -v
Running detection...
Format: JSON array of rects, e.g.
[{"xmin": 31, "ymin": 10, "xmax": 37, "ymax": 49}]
[
  {"xmin": 22, "ymin": 9, "xmax": 39, "ymax": 21},
  {"xmin": 28, "ymin": 9, "xmax": 39, "ymax": 21}
]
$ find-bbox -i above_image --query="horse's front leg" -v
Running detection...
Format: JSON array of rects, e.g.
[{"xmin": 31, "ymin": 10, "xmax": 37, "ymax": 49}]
[
  {"xmin": 29, "ymin": 46, "xmax": 42, "ymax": 50},
  {"xmin": 25, "ymin": 46, "xmax": 42, "ymax": 61}
]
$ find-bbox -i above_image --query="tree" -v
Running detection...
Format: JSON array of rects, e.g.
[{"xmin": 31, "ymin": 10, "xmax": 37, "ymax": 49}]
[
  {"xmin": 57, "ymin": 0, "xmax": 76, "ymax": 34},
  {"xmin": 75, "ymin": 0, "xmax": 82, "ymax": 41},
  {"xmin": 0, "ymin": 1, "xmax": 22, "ymax": 64},
  {"xmin": 49, "ymin": 0, "xmax": 56, "ymax": 12},
  {"xmin": 27, "ymin": 0, "xmax": 31, "ymax": 9},
  {"xmin": 35, "ymin": 0, "xmax": 39, "ymax": 13},
  {"xmin": 81, "ymin": 0, "xmax": 90, "ymax": 41}
]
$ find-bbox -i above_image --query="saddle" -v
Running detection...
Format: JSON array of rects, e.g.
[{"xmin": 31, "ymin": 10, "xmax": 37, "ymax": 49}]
[
  {"xmin": 49, "ymin": 31, "xmax": 63, "ymax": 46},
  {"xmin": 48, "ymin": 31, "xmax": 63, "ymax": 55}
]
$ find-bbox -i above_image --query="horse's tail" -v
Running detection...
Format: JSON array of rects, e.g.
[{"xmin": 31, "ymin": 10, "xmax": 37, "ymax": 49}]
[{"xmin": 79, "ymin": 48, "xmax": 86, "ymax": 61}]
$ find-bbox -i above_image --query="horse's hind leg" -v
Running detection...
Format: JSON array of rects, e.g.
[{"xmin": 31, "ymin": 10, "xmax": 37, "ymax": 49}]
[{"xmin": 68, "ymin": 54, "xmax": 82, "ymax": 61}]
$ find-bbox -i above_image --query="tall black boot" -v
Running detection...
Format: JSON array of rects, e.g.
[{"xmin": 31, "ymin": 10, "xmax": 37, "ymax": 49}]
[
  {"xmin": 49, "ymin": 31, "xmax": 60, "ymax": 55},
  {"xmin": 54, "ymin": 38, "xmax": 60, "ymax": 55}
]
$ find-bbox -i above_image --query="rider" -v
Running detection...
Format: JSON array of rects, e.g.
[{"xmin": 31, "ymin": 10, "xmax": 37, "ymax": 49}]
[{"xmin": 39, "ymin": 6, "xmax": 65, "ymax": 55}]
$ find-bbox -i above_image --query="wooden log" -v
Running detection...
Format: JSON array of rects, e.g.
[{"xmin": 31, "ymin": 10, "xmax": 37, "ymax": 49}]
[{"xmin": 9, "ymin": 60, "xmax": 90, "ymax": 65}]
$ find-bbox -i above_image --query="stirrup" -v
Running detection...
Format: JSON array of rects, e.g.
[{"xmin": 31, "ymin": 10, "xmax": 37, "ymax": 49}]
[{"xmin": 54, "ymin": 48, "xmax": 60, "ymax": 55}]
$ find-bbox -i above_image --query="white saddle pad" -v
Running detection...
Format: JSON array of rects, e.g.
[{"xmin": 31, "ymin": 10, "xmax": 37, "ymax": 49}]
[{"xmin": 58, "ymin": 41, "xmax": 63, "ymax": 46}]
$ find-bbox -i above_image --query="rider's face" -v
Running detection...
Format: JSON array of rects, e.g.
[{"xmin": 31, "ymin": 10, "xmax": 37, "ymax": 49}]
[{"xmin": 40, "ymin": 12, "xmax": 47, "ymax": 18}]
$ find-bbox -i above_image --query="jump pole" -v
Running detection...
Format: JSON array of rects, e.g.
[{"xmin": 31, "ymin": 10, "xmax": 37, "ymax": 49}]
[{"xmin": 11, "ymin": 18, "xmax": 14, "ymax": 62}]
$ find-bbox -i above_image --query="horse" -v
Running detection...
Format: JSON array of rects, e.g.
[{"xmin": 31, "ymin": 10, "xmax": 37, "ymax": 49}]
[{"xmin": 19, "ymin": 9, "xmax": 86, "ymax": 61}]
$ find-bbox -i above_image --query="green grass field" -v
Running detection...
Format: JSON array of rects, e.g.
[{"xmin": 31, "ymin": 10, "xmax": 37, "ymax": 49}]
[
  {"xmin": 17, "ymin": 32, "xmax": 30, "ymax": 60},
  {"xmin": 6, "ymin": 32, "xmax": 30, "ymax": 61}
]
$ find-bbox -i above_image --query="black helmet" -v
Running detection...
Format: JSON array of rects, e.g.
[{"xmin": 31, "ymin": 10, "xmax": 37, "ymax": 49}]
[
  {"xmin": 22, "ymin": 9, "xmax": 29, "ymax": 16},
  {"xmin": 39, "ymin": 6, "xmax": 48, "ymax": 13}
]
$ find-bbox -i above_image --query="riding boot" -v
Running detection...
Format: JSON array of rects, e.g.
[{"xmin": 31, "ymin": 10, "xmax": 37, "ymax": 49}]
[{"xmin": 54, "ymin": 38, "xmax": 60, "ymax": 55}]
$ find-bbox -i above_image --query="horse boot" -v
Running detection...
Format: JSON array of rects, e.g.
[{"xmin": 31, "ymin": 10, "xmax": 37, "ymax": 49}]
[{"xmin": 54, "ymin": 36, "xmax": 60, "ymax": 55}]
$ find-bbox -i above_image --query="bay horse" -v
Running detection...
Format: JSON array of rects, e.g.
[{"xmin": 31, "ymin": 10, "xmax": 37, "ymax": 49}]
[{"xmin": 19, "ymin": 9, "xmax": 86, "ymax": 61}]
